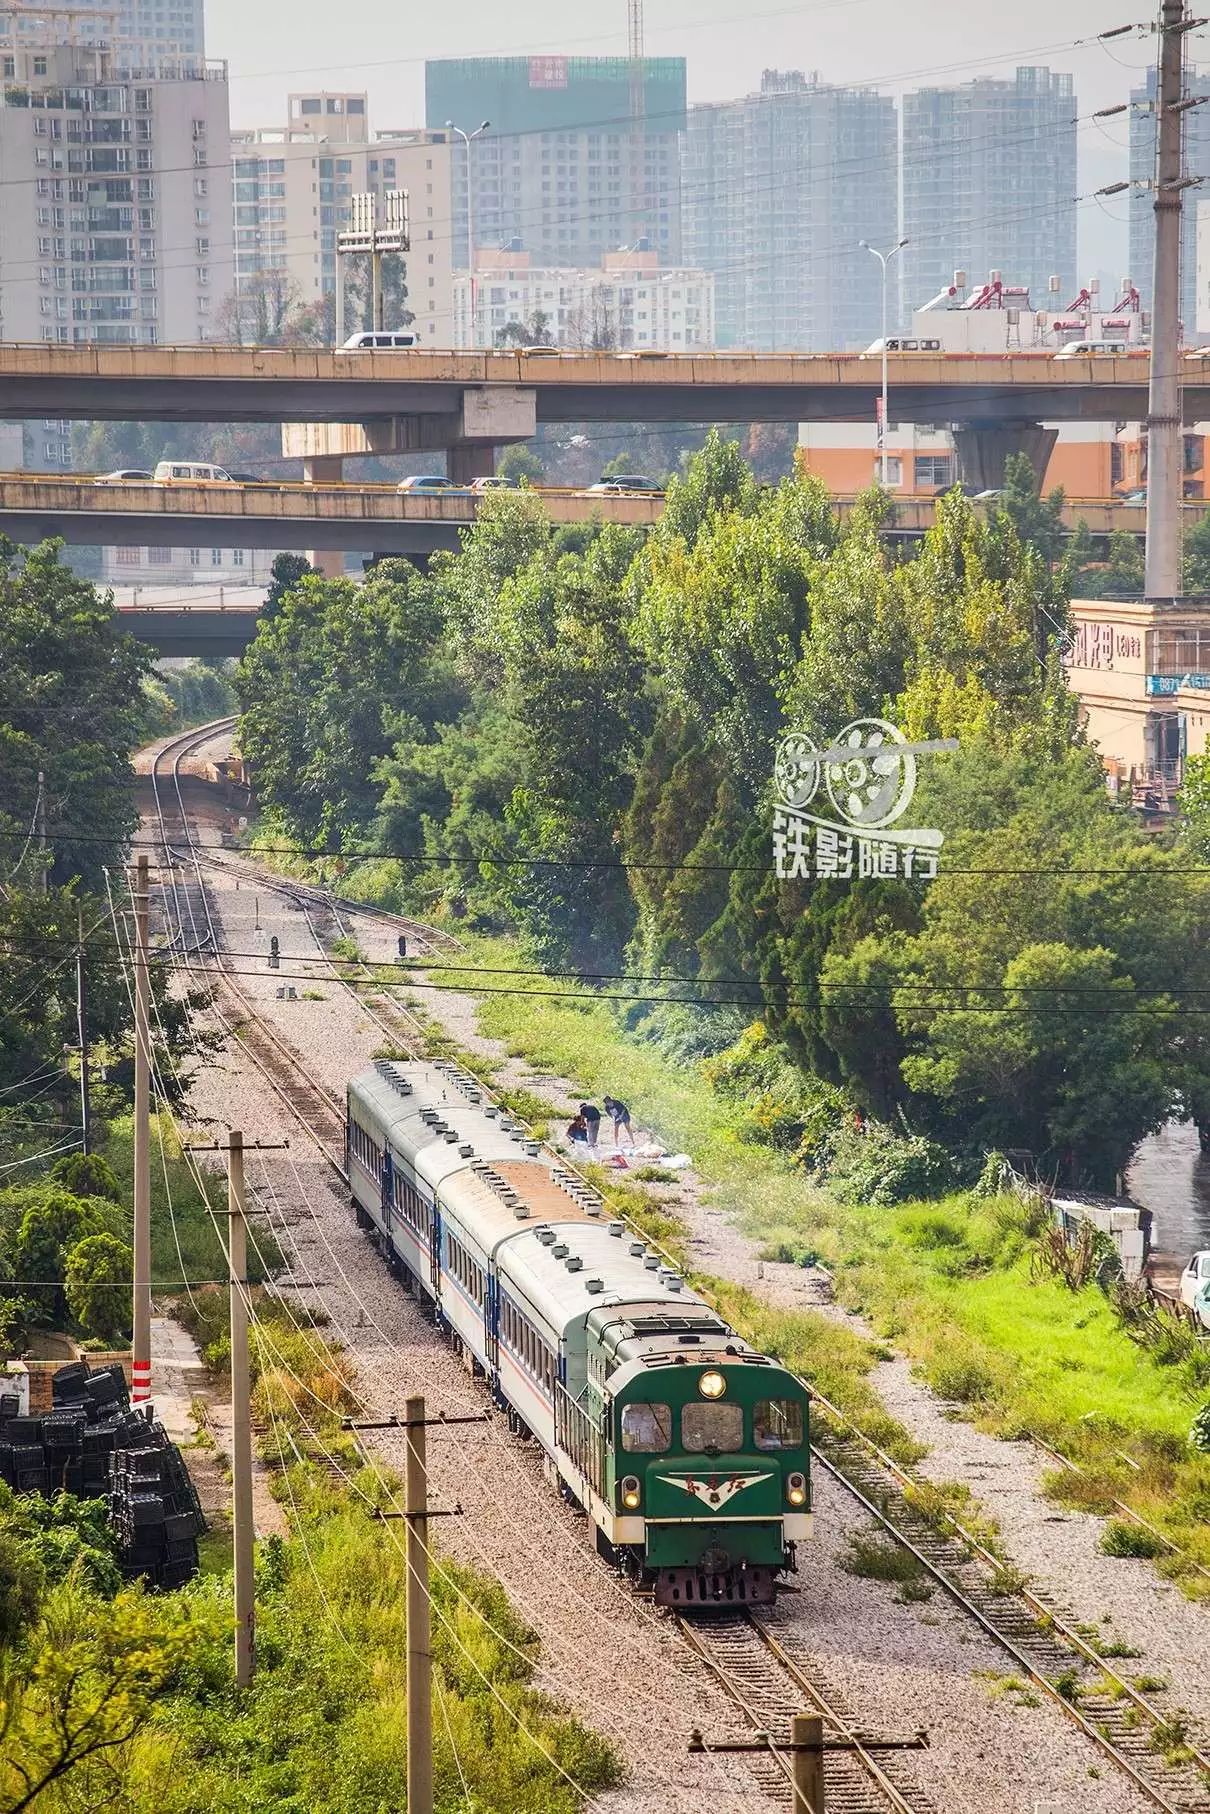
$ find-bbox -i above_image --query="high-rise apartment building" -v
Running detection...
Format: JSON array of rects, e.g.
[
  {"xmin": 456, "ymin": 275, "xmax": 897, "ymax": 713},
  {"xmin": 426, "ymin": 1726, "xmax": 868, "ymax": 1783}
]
[
  {"xmin": 682, "ymin": 70, "xmax": 896, "ymax": 351},
  {"xmin": 424, "ymin": 56, "xmax": 687, "ymax": 268},
  {"xmin": 1130, "ymin": 66, "xmax": 1210, "ymax": 332},
  {"xmin": 902, "ymin": 68, "xmax": 1077, "ymax": 315},
  {"xmin": 231, "ymin": 97, "xmax": 456, "ymax": 344},
  {"xmin": 0, "ymin": 31, "xmax": 231, "ymax": 347},
  {"xmin": 0, "ymin": 0, "xmax": 205, "ymax": 63}
]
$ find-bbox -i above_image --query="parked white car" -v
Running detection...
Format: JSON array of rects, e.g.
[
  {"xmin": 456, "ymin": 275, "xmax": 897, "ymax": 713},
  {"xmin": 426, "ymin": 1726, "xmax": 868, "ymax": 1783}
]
[{"xmin": 1179, "ymin": 1250, "xmax": 1210, "ymax": 1329}]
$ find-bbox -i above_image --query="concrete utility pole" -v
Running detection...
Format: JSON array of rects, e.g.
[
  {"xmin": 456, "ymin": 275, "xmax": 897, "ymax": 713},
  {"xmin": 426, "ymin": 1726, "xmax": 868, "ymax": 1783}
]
[
  {"xmin": 227, "ymin": 1129, "xmax": 255, "ymax": 1688},
  {"xmin": 336, "ymin": 191, "xmax": 408, "ymax": 339},
  {"xmin": 35, "ymin": 769, "xmax": 47, "ymax": 894},
  {"xmin": 76, "ymin": 902, "xmax": 90, "ymax": 1156},
  {"xmin": 131, "ymin": 851, "xmax": 151, "ymax": 1406},
  {"xmin": 405, "ymin": 1393, "xmax": 433, "ymax": 1814},
  {"xmin": 792, "ymin": 1714, "xmax": 825, "ymax": 1813},
  {"xmin": 1145, "ymin": 0, "xmax": 1190, "ymax": 597},
  {"xmin": 860, "ymin": 238, "xmax": 909, "ymax": 488}
]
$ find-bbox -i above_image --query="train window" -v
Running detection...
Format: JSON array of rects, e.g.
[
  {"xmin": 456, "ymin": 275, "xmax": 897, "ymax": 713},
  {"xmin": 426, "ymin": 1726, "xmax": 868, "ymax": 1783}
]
[
  {"xmin": 682, "ymin": 1402, "xmax": 743, "ymax": 1454},
  {"xmin": 753, "ymin": 1399, "xmax": 804, "ymax": 1450},
  {"xmin": 621, "ymin": 1402, "xmax": 672, "ymax": 1452}
]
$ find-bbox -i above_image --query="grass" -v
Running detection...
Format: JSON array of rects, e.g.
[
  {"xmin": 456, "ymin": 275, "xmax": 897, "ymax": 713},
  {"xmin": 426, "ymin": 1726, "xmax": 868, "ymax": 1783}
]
[{"xmin": 839, "ymin": 1532, "xmax": 933, "ymax": 1601}]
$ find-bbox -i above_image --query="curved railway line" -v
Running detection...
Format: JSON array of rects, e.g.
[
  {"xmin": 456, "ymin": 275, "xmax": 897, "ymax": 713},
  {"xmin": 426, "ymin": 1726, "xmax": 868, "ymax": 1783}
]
[{"xmin": 142, "ymin": 716, "xmax": 1210, "ymax": 1814}]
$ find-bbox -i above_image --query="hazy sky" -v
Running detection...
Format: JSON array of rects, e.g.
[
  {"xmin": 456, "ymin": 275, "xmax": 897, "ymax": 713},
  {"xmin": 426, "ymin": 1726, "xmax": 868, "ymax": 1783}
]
[{"xmin": 206, "ymin": 0, "xmax": 1166, "ymax": 273}]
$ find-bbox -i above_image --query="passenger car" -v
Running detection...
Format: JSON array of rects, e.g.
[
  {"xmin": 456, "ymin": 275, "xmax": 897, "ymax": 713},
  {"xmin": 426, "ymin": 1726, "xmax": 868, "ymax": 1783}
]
[
  {"xmin": 396, "ymin": 475, "xmax": 464, "ymax": 494},
  {"xmin": 1180, "ymin": 1251, "xmax": 1210, "ymax": 1330},
  {"xmin": 153, "ymin": 461, "xmax": 234, "ymax": 485},
  {"xmin": 347, "ymin": 1059, "xmax": 812, "ymax": 1606},
  {"xmin": 93, "ymin": 468, "xmax": 152, "ymax": 484},
  {"xmin": 339, "ymin": 331, "xmax": 416, "ymax": 351},
  {"xmin": 469, "ymin": 475, "xmax": 519, "ymax": 492},
  {"xmin": 587, "ymin": 474, "xmax": 664, "ymax": 495}
]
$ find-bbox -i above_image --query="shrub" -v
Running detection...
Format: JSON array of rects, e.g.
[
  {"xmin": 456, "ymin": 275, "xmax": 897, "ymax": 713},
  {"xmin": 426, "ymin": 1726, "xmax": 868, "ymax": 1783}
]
[
  {"xmin": 65, "ymin": 1233, "xmax": 133, "ymax": 1344},
  {"xmin": 1099, "ymin": 1519, "xmax": 1168, "ymax": 1560},
  {"xmin": 839, "ymin": 1532, "xmax": 932, "ymax": 1599},
  {"xmin": 1192, "ymin": 1401, "xmax": 1210, "ymax": 1454},
  {"xmin": 823, "ymin": 1123, "xmax": 956, "ymax": 1207},
  {"xmin": 925, "ymin": 1350, "xmax": 997, "ymax": 1405},
  {"xmin": 50, "ymin": 1153, "xmax": 121, "ymax": 1203}
]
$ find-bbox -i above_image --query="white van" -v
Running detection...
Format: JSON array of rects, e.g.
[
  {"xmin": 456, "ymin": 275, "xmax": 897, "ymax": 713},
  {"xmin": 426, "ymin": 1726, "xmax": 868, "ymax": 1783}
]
[
  {"xmin": 153, "ymin": 461, "xmax": 234, "ymax": 484},
  {"xmin": 338, "ymin": 331, "xmax": 416, "ymax": 352},
  {"xmin": 1054, "ymin": 340, "xmax": 1120, "ymax": 360}
]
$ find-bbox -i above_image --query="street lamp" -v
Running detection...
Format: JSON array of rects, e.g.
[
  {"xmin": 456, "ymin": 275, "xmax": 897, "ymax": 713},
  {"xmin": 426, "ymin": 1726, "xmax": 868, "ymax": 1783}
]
[
  {"xmin": 860, "ymin": 236, "xmax": 909, "ymax": 488},
  {"xmin": 446, "ymin": 118, "xmax": 490, "ymax": 346}
]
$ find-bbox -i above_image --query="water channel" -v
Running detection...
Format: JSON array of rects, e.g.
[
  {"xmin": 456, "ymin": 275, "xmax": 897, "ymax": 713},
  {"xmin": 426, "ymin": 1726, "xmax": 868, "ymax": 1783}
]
[{"xmin": 1128, "ymin": 1119, "xmax": 1210, "ymax": 1261}]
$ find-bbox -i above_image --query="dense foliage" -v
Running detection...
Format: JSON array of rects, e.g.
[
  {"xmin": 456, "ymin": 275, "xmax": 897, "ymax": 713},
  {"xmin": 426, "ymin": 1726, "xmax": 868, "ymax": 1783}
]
[{"xmin": 236, "ymin": 438, "xmax": 1210, "ymax": 1188}]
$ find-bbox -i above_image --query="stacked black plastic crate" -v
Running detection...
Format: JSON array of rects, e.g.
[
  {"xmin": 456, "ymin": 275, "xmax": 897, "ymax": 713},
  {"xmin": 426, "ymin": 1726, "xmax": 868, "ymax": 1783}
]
[{"xmin": 0, "ymin": 1361, "xmax": 205, "ymax": 1587}]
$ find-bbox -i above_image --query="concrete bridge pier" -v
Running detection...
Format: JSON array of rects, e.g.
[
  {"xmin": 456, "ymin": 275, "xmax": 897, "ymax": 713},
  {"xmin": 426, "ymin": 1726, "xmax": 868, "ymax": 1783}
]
[
  {"xmin": 302, "ymin": 455, "xmax": 348, "ymax": 575},
  {"xmin": 951, "ymin": 422, "xmax": 1059, "ymax": 493}
]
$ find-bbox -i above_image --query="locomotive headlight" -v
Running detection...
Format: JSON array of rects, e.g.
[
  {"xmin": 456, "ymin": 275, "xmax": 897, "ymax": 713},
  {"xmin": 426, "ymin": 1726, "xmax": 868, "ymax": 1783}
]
[
  {"xmin": 621, "ymin": 1475, "xmax": 641, "ymax": 1510},
  {"xmin": 698, "ymin": 1369, "xmax": 726, "ymax": 1399},
  {"xmin": 786, "ymin": 1471, "xmax": 807, "ymax": 1508}
]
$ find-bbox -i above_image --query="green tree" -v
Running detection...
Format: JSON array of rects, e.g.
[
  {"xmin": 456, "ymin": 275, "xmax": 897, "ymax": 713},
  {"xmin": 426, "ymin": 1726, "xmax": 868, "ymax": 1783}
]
[
  {"xmin": 496, "ymin": 442, "xmax": 545, "ymax": 485},
  {"xmin": 495, "ymin": 309, "xmax": 553, "ymax": 348},
  {"xmin": 1184, "ymin": 508, "xmax": 1210, "ymax": 593},
  {"xmin": 992, "ymin": 451, "xmax": 1066, "ymax": 564},
  {"xmin": 263, "ymin": 552, "xmax": 315, "ymax": 619},
  {"xmin": 235, "ymin": 563, "xmax": 457, "ymax": 844},
  {"xmin": 50, "ymin": 1153, "xmax": 120, "ymax": 1203},
  {"xmin": 9, "ymin": 1189, "xmax": 104, "ymax": 1325},
  {"xmin": 0, "ymin": 539, "xmax": 149, "ymax": 888},
  {"xmin": 65, "ymin": 1232, "xmax": 132, "ymax": 1343},
  {"xmin": 1099, "ymin": 529, "xmax": 1145, "ymax": 599}
]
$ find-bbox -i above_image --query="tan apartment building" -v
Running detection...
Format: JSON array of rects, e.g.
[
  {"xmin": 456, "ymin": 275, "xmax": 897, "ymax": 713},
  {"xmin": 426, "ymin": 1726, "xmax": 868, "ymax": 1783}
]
[
  {"xmin": 0, "ymin": 28, "xmax": 231, "ymax": 347},
  {"xmin": 231, "ymin": 95, "xmax": 455, "ymax": 345},
  {"xmin": 1064, "ymin": 598, "xmax": 1210, "ymax": 808},
  {"xmin": 454, "ymin": 242, "xmax": 715, "ymax": 349}
]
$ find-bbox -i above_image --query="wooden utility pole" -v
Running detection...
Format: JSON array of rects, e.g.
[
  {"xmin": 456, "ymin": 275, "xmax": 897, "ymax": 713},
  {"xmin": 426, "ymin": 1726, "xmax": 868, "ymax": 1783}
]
[
  {"xmin": 791, "ymin": 1715, "xmax": 825, "ymax": 1813},
  {"xmin": 227, "ymin": 1130, "xmax": 255, "ymax": 1688},
  {"xmin": 76, "ymin": 903, "xmax": 90, "ymax": 1156},
  {"xmin": 131, "ymin": 851, "xmax": 151, "ymax": 1405},
  {"xmin": 405, "ymin": 1393, "xmax": 433, "ymax": 1814}
]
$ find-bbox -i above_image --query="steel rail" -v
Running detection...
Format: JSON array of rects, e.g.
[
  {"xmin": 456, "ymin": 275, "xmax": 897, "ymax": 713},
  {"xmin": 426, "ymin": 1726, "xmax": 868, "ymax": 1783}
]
[
  {"xmin": 808, "ymin": 1425, "xmax": 1210, "ymax": 1813},
  {"xmin": 676, "ymin": 1610, "xmax": 932, "ymax": 1814}
]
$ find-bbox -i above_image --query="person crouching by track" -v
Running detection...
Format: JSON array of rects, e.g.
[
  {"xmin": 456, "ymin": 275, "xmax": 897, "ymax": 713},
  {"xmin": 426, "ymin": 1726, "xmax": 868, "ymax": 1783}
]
[
  {"xmin": 602, "ymin": 1095, "xmax": 635, "ymax": 1152},
  {"xmin": 566, "ymin": 1112, "xmax": 590, "ymax": 1149}
]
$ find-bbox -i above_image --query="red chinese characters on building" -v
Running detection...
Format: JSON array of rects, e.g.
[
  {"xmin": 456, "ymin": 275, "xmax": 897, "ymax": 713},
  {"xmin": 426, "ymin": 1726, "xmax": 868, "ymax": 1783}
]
[{"xmin": 529, "ymin": 56, "xmax": 569, "ymax": 88}]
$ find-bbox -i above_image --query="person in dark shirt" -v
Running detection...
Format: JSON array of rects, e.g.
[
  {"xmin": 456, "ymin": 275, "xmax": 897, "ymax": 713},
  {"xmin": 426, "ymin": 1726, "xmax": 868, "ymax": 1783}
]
[
  {"xmin": 566, "ymin": 1113, "xmax": 589, "ymax": 1146},
  {"xmin": 602, "ymin": 1095, "xmax": 634, "ymax": 1152},
  {"xmin": 580, "ymin": 1102, "xmax": 601, "ymax": 1150}
]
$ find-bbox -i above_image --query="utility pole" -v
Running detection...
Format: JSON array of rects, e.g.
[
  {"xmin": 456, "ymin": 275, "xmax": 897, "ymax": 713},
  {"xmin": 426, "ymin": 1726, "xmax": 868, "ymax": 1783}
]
[
  {"xmin": 227, "ymin": 1130, "xmax": 255, "ymax": 1688},
  {"xmin": 689, "ymin": 1719, "xmax": 927, "ymax": 1812},
  {"xmin": 405, "ymin": 1393, "xmax": 433, "ymax": 1814},
  {"xmin": 1145, "ymin": 0, "xmax": 1190, "ymax": 598},
  {"xmin": 131, "ymin": 851, "xmax": 151, "ymax": 1406},
  {"xmin": 336, "ymin": 191, "xmax": 408, "ymax": 339},
  {"xmin": 791, "ymin": 1715, "xmax": 825, "ymax": 1813},
  {"xmin": 35, "ymin": 769, "xmax": 47, "ymax": 894},
  {"xmin": 188, "ymin": 1133, "xmax": 287, "ymax": 1689},
  {"xmin": 76, "ymin": 902, "xmax": 90, "ymax": 1157},
  {"xmin": 860, "ymin": 238, "xmax": 909, "ymax": 489}
]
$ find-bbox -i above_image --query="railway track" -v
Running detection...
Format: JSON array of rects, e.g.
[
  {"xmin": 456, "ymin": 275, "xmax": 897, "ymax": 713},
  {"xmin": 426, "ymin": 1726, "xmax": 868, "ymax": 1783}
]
[
  {"xmin": 678, "ymin": 1609, "xmax": 935, "ymax": 1813},
  {"xmin": 143, "ymin": 717, "xmax": 1210, "ymax": 1814},
  {"xmin": 811, "ymin": 1408, "xmax": 1210, "ymax": 1814}
]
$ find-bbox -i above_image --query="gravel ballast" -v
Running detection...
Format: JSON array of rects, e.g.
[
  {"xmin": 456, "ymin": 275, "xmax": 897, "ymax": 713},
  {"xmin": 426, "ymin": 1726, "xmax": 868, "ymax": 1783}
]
[{"xmin": 164, "ymin": 838, "xmax": 1175, "ymax": 1811}]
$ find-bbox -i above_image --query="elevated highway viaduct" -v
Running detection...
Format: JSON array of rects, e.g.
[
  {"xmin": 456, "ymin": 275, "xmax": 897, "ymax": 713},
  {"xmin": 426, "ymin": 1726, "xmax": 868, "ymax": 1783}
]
[{"xmin": 0, "ymin": 341, "xmax": 1191, "ymax": 489}]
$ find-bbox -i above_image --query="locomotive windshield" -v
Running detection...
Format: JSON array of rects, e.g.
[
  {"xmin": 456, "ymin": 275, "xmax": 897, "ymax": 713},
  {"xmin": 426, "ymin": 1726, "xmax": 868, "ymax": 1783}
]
[
  {"xmin": 621, "ymin": 1402, "xmax": 672, "ymax": 1452},
  {"xmin": 753, "ymin": 1399, "xmax": 804, "ymax": 1450},
  {"xmin": 682, "ymin": 1401, "xmax": 743, "ymax": 1453}
]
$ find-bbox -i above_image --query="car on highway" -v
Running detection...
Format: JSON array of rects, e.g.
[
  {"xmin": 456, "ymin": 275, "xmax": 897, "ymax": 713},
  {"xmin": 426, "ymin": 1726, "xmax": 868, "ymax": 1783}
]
[
  {"xmin": 1118, "ymin": 487, "xmax": 1147, "ymax": 504},
  {"xmin": 153, "ymin": 461, "xmax": 234, "ymax": 485},
  {"xmin": 586, "ymin": 474, "xmax": 664, "ymax": 495},
  {"xmin": 468, "ymin": 475, "xmax": 519, "ymax": 492},
  {"xmin": 1053, "ymin": 340, "xmax": 1125, "ymax": 360},
  {"xmin": 396, "ymin": 475, "xmax": 466, "ymax": 494},
  {"xmin": 93, "ymin": 468, "xmax": 152, "ymax": 484},
  {"xmin": 1180, "ymin": 1251, "xmax": 1210, "ymax": 1330},
  {"xmin": 339, "ymin": 331, "xmax": 416, "ymax": 351}
]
